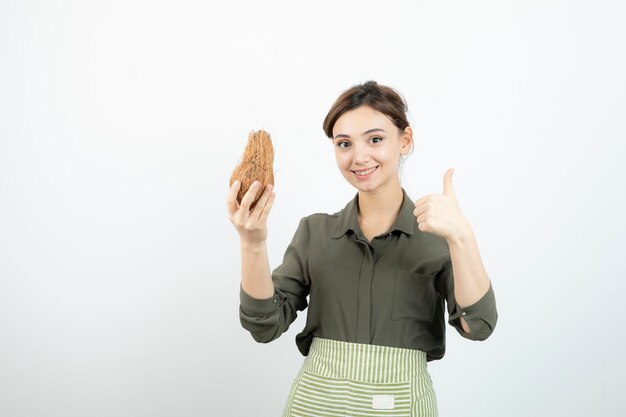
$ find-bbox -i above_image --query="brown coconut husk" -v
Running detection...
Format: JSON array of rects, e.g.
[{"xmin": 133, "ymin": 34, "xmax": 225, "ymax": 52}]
[{"xmin": 229, "ymin": 129, "xmax": 274, "ymax": 209}]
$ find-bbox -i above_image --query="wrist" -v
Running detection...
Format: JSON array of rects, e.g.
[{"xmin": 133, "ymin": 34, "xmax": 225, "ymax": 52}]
[
  {"xmin": 446, "ymin": 224, "xmax": 474, "ymax": 247},
  {"xmin": 240, "ymin": 239, "xmax": 267, "ymax": 253}
]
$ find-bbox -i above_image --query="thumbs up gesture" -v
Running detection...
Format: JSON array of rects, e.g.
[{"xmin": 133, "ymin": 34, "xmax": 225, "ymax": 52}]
[{"xmin": 413, "ymin": 168, "xmax": 472, "ymax": 242}]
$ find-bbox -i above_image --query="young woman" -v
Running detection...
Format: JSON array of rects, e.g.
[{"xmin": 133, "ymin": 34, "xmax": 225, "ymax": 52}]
[{"xmin": 227, "ymin": 81, "xmax": 498, "ymax": 417}]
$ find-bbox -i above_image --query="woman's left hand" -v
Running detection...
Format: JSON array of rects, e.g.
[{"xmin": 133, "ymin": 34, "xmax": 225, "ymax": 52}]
[{"xmin": 413, "ymin": 168, "xmax": 473, "ymax": 242}]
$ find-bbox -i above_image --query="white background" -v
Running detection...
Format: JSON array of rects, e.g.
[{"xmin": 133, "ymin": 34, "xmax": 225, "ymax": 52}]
[{"xmin": 1, "ymin": 1, "xmax": 625, "ymax": 416}]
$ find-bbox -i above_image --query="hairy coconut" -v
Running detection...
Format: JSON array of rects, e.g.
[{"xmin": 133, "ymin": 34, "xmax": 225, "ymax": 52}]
[{"xmin": 229, "ymin": 129, "xmax": 274, "ymax": 209}]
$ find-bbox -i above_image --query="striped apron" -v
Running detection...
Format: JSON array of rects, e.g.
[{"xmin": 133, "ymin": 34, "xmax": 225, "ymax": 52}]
[{"xmin": 282, "ymin": 338, "xmax": 438, "ymax": 417}]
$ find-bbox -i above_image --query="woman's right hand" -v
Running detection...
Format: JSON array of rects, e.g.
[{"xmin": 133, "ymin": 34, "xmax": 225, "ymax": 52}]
[{"xmin": 227, "ymin": 180, "xmax": 276, "ymax": 246}]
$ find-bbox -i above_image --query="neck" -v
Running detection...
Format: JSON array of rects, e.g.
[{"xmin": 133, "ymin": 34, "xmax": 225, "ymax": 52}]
[{"xmin": 357, "ymin": 183, "xmax": 404, "ymax": 221}]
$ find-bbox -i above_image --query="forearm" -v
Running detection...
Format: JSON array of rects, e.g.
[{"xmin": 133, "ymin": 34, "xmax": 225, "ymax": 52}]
[
  {"xmin": 447, "ymin": 227, "xmax": 491, "ymax": 311},
  {"xmin": 240, "ymin": 241, "xmax": 274, "ymax": 299}
]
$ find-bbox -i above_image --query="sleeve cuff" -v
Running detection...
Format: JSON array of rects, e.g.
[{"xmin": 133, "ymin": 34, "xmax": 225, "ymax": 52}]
[
  {"xmin": 453, "ymin": 282, "xmax": 495, "ymax": 319},
  {"xmin": 239, "ymin": 285, "xmax": 280, "ymax": 316},
  {"xmin": 449, "ymin": 282, "xmax": 497, "ymax": 340}
]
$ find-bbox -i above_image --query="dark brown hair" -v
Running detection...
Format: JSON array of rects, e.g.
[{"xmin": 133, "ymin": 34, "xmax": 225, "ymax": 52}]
[{"xmin": 322, "ymin": 80, "xmax": 410, "ymax": 139}]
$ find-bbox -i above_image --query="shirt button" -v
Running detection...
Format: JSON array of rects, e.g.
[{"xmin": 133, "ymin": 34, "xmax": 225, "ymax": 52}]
[
  {"xmin": 461, "ymin": 312, "xmax": 467, "ymax": 316},
  {"xmin": 273, "ymin": 299, "xmax": 278, "ymax": 304}
]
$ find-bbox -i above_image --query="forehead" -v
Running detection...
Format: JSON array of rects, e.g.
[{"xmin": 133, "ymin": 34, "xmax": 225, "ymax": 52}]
[{"xmin": 333, "ymin": 106, "xmax": 394, "ymax": 136}]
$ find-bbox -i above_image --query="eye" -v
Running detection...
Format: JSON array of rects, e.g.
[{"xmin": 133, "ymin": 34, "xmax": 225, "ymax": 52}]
[
  {"xmin": 337, "ymin": 140, "xmax": 351, "ymax": 149},
  {"xmin": 370, "ymin": 136, "xmax": 383, "ymax": 144}
]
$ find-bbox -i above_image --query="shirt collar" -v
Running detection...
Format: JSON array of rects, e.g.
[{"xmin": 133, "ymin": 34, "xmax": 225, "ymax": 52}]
[{"xmin": 333, "ymin": 188, "xmax": 416, "ymax": 239}]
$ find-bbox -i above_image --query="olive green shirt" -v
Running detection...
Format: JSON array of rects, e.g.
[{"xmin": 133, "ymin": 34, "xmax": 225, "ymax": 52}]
[{"xmin": 239, "ymin": 188, "xmax": 498, "ymax": 361}]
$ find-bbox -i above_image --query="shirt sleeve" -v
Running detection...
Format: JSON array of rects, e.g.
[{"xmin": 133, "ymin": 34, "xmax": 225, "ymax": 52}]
[
  {"xmin": 239, "ymin": 217, "xmax": 311, "ymax": 343},
  {"xmin": 436, "ymin": 261, "xmax": 498, "ymax": 341}
]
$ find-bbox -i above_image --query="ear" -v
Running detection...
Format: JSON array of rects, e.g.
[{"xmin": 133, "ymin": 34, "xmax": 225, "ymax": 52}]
[{"xmin": 400, "ymin": 126, "xmax": 413, "ymax": 155}]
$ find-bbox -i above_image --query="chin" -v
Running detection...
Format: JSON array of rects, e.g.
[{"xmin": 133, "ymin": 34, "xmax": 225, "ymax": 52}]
[{"xmin": 351, "ymin": 182, "xmax": 381, "ymax": 194}]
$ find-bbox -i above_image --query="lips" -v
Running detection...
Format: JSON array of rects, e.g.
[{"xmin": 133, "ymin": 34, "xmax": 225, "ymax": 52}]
[{"xmin": 352, "ymin": 166, "xmax": 378, "ymax": 177}]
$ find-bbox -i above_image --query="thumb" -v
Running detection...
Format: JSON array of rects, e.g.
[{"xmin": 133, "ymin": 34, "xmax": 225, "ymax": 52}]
[{"xmin": 443, "ymin": 168, "xmax": 455, "ymax": 196}]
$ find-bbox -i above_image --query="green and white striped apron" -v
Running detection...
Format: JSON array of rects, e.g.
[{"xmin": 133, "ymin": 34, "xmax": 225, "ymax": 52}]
[{"xmin": 282, "ymin": 338, "xmax": 438, "ymax": 417}]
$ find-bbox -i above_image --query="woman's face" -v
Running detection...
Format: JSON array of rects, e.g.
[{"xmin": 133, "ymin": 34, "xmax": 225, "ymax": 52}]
[{"xmin": 332, "ymin": 105, "xmax": 412, "ymax": 194}]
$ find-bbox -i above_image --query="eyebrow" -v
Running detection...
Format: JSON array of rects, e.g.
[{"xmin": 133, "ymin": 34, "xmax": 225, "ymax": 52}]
[{"xmin": 333, "ymin": 128, "xmax": 386, "ymax": 140}]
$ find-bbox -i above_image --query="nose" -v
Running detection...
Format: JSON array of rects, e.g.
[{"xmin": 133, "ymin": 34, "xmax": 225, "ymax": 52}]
[{"xmin": 353, "ymin": 142, "xmax": 371, "ymax": 165}]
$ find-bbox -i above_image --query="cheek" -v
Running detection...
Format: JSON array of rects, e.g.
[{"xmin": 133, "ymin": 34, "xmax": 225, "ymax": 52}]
[
  {"xmin": 335, "ymin": 152, "xmax": 349, "ymax": 168},
  {"xmin": 373, "ymin": 148, "xmax": 392, "ymax": 163},
  {"xmin": 381, "ymin": 145, "xmax": 402, "ymax": 162}
]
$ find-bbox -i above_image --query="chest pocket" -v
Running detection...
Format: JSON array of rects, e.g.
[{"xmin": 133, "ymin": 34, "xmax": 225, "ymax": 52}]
[{"xmin": 392, "ymin": 270, "xmax": 437, "ymax": 322}]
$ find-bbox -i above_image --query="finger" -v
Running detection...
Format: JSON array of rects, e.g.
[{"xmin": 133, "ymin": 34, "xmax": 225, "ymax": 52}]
[
  {"xmin": 251, "ymin": 184, "xmax": 273, "ymax": 220},
  {"xmin": 413, "ymin": 199, "xmax": 432, "ymax": 217},
  {"xmin": 443, "ymin": 168, "xmax": 455, "ymax": 196},
  {"xmin": 227, "ymin": 180, "xmax": 242, "ymax": 215},
  {"xmin": 414, "ymin": 194, "xmax": 435, "ymax": 207},
  {"xmin": 240, "ymin": 181, "xmax": 261, "ymax": 210},
  {"xmin": 258, "ymin": 189, "xmax": 276, "ymax": 224}
]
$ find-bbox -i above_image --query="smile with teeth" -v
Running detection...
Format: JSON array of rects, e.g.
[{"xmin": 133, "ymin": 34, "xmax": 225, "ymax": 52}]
[{"xmin": 353, "ymin": 166, "xmax": 378, "ymax": 176}]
